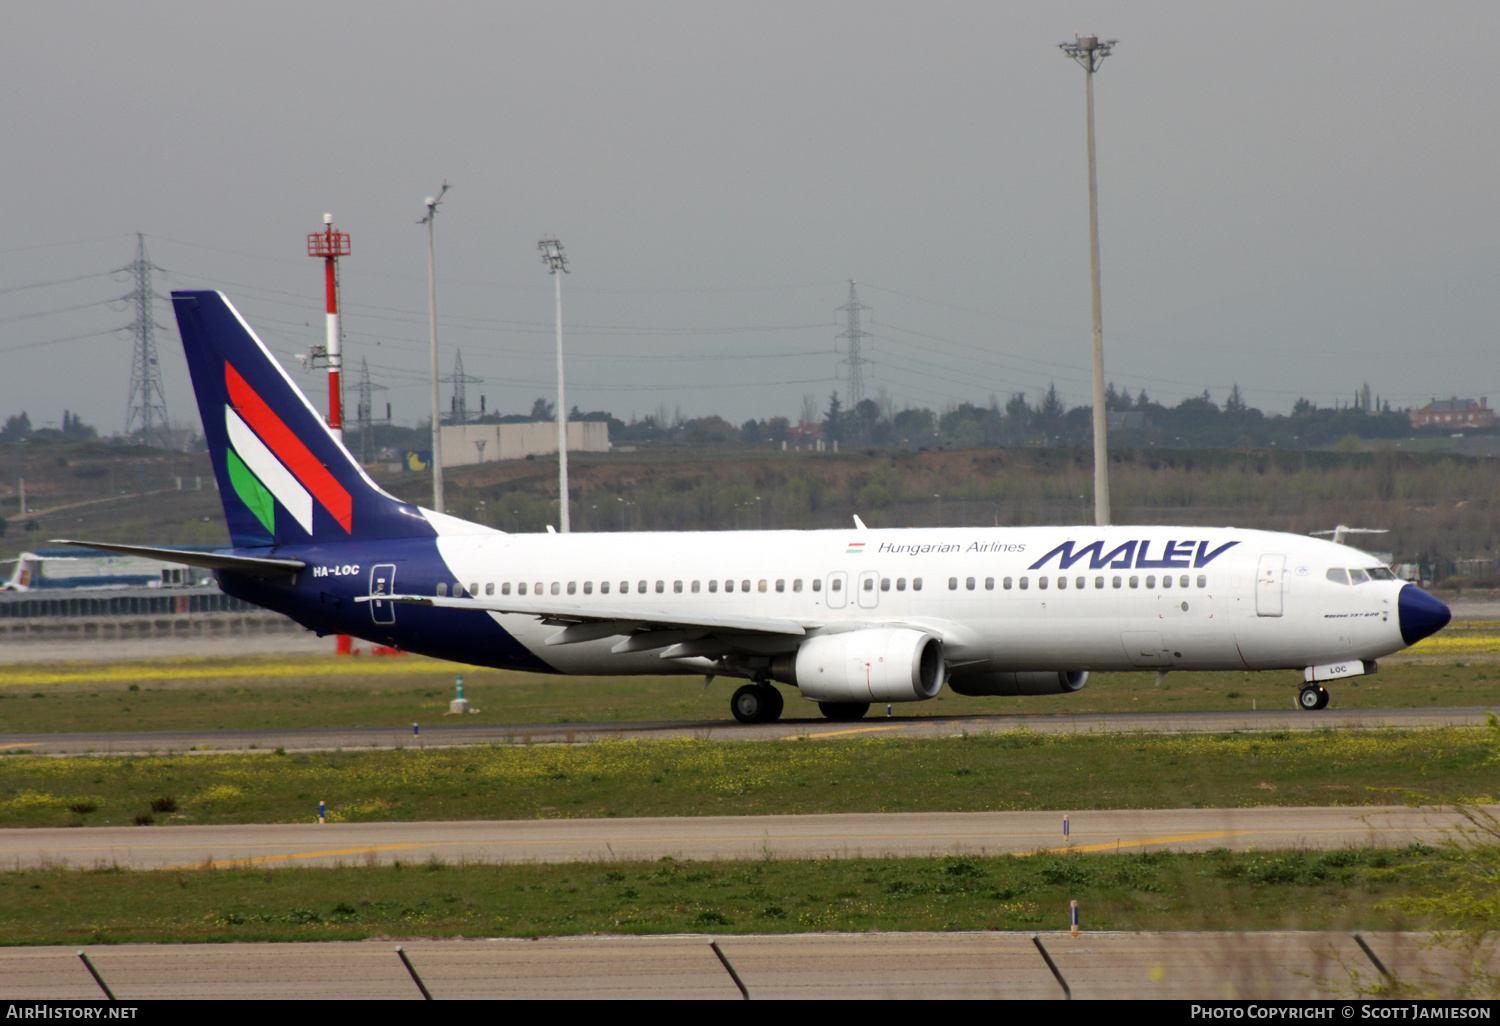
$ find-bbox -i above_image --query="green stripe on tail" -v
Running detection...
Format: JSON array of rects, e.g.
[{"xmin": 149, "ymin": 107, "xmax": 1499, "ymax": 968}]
[{"xmin": 226, "ymin": 448, "xmax": 275, "ymax": 534}]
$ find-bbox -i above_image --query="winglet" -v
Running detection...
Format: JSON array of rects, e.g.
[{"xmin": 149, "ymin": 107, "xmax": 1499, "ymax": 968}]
[{"xmin": 853, "ymin": 515, "xmax": 868, "ymax": 531}]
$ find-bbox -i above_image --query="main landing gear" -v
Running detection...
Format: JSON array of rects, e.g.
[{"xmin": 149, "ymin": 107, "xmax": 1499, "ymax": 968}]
[
  {"xmin": 1298, "ymin": 684, "xmax": 1330, "ymax": 711},
  {"xmin": 730, "ymin": 683, "xmax": 785, "ymax": 724},
  {"xmin": 818, "ymin": 702, "xmax": 870, "ymax": 721}
]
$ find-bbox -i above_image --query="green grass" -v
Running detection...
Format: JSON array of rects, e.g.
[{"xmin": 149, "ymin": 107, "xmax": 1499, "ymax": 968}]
[
  {"xmin": 2, "ymin": 648, "xmax": 1499, "ymax": 736},
  {"xmin": 1, "ymin": 729, "xmax": 1491, "ymax": 828},
  {"xmin": 0, "ymin": 846, "xmax": 1464, "ymax": 945}
]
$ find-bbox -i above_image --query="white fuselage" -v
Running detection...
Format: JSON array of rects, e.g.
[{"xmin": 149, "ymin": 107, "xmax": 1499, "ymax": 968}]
[{"xmin": 427, "ymin": 524, "xmax": 1407, "ymax": 678}]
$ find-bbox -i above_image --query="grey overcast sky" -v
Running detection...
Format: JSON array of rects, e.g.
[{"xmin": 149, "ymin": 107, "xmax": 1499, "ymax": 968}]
[{"xmin": 2, "ymin": 1, "xmax": 1497, "ymax": 434}]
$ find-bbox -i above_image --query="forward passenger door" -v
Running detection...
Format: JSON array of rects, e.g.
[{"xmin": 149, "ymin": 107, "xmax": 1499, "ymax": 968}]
[{"xmin": 1255, "ymin": 554, "xmax": 1284, "ymax": 617}]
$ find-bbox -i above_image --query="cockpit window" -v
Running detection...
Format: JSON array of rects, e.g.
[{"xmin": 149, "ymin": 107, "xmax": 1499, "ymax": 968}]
[
  {"xmin": 1348, "ymin": 568, "xmax": 1371, "ymax": 585},
  {"xmin": 1368, "ymin": 566, "xmax": 1397, "ymax": 581},
  {"xmin": 1325, "ymin": 568, "xmax": 1350, "ymax": 585}
]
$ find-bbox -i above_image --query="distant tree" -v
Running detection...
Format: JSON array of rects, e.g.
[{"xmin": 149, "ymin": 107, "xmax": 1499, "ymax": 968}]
[
  {"xmin": 1004, "ymin": 393, "xmax": 1032, "ymax": 436},
  {"xmin": 1292, "ymin": 397, "xmax": 1315, "ymax": 416},
  {"xmin": 1224, "ymin": 384, "xmax": 1247, "ymax": 414},
  {"xmin": 59, "ymin": 410, "xmax": 95, "ymax": 438},
  {"xmin": 1172, "ymin": 391, "xmax": 1220, "ymax": 430},
  {"xmin": 893, "ymin": 407, "xmax": 936, "ymax": 441},
  {"xmin": 845, "ymin": 398, "xmax": 881, "ymax": 444},
  {"xmin": 822, "ymin": 392, "xmax": 845, "ymax": 443},
  {"xmin": 529, "ymin": 398, "xmax": 555, "ymax": 421},
  {"xmin": 1136, "ymin": 389, "xmax": 1150, "ymax": 408},
  {"xmin": 682, "ymin": 415, "xmax": 738, "ymax": 444},
  {"xmin": 741, "ymin": 418, "xmax": 764, "ymax": 444},
  {"xmin": 1034, "ymin": 384, "xmax": 1066, "ymax": 438},
  {"xmin": 0, "ymin": 413, "xmax": 32, "ymax": 446},
  {"xmin": 1039, "ymin": 384, "xmax": 1064, "ymax": 420},
  {"xmin": 765, "ymin": 416, "xmax": 791, "ymax": 444},
  {"xmin": 1104, "ymin": 381, "xmax": 1132, "ymax": 411}
]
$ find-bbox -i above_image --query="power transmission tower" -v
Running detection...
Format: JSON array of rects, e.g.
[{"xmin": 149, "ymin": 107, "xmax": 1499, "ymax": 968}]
[
  {"xmin": 836, "ymin": 280, "xmax": 871, "ymax": 406},
  {"xmin": 120, "ymin": 233, "xmax": 173, "ymax": 449},
  {"xmin": 441, "ymin": 350, "xmax": 483, "ymax": 425},
  {"xmin": 354, "ymin": 356, "xmax": 389, "ymax": 464}
]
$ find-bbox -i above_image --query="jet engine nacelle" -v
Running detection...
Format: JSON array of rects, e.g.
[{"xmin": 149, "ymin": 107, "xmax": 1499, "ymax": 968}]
[
  {"xmin": 947, "ymin": 670, "xmax": 1089, "ymax": 697},
  {"xmin": 772, "ymin": 628, "xmax": 944, "ymax": 703}
]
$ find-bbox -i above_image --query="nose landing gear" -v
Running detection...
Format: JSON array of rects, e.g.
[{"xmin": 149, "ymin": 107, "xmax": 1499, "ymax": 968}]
[
  {"xmin": 1298, "ymin": 684, "xmax": 1330, "ymax": 711},
  {"xmin": 730, "ymin": 682, "xmax": 785, "ymax": 724}
]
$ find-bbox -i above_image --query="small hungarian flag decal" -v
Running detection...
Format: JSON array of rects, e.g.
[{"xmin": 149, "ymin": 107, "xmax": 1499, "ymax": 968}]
[{"xmin": 847, "ymin": 541, "xmax": 866, "ymax": 554}]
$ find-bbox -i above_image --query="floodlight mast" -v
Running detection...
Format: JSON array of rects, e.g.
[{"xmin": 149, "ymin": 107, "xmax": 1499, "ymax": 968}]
[
  {"xmin": 539, "ymin": 237, "xmax": 570, "ymax": 533},
  {"xmin": 1059, "ymin": 33, "xmax": 1117, "ymax": 528},
  {"xmin": 419, "ymin": 182, "xmax": 450, "ymax": 513}
]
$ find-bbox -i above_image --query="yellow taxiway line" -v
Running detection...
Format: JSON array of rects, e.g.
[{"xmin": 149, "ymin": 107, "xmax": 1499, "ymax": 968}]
[{"xmin": 785, "ymin": 724, "xmax": 906, "ymax": 740}]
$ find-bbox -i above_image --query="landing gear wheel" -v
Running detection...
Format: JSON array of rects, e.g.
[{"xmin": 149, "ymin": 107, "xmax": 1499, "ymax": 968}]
[
  {"xmin": 818, "ymin": 701, "xmax": 870, "ymax": 722},
  {"xmin": 731, "ymin": 684, "xmax": 768, "ymax": 724},
  {"xmin": 1298, "ymin": 684, "xmax": 1330, "ymax": 711},
  {"xmin": 760, "ymin": 683, "xmax": 784, "ymax": 722}
]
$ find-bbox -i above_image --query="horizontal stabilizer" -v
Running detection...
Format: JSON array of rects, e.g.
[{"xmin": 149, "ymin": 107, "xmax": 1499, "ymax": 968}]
[{"xmin": 49, "ymin": 539, "xmax": 305, "ymax": 577}]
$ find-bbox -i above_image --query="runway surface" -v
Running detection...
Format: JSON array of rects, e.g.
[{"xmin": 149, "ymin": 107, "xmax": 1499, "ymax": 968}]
[
  {"xmin": 0, "ymin": 806, "xmax": 1480, "ymax": 871},
  {"xmin": 0, "ymin": 932, "xmax": 1479, "ymax": 1000},
  {"xmin": 1, "ymin": 705, "xmax": 1490, "ymax": 756}
]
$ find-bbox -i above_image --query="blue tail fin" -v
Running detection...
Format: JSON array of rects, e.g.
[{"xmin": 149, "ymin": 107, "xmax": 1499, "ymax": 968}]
[{"xmin": 172, "ymin": 290, "xmax": 434, "ymax": 548}]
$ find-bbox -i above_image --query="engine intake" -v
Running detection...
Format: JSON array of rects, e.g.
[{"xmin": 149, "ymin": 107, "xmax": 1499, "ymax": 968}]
[
  {"xmin": 772, "ymin": 628, "xmax": 944, "ymax": 703},
  {"xmin": 947, "ymin": 670, "xmax": 1089, "ymax": 697}
]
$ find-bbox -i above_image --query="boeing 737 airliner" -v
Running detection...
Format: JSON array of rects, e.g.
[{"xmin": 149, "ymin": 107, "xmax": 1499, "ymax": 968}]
[{"xmin": 59, "ymin": 291, "xmax": 1452, "ymax": 723}]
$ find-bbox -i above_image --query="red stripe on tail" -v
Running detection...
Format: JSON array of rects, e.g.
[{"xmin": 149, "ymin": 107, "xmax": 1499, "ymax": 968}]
[{"xmin": 225, "ymin": 361, "xmax": 352, "ymax": 533}]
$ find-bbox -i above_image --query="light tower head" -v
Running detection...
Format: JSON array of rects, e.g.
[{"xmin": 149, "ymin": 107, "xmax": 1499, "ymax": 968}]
[
  {"xmin": 419, "ymin": 180, "xmax": 450, "ymax": 225},
  {"xmin": 538, "ymin": 237, "xmax": 569, "ymax": 274},
  {"xmin": 307, "ymin": 219, "xmax": 350, "ymax": 257},
  {"xmin": 1059, "ymin": 33, "xmax": 1117, "ymax": 72}
]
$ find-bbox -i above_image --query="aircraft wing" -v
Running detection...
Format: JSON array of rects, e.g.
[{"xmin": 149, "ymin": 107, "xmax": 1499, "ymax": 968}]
[
  {"xmin": 49, "ymin": 539, "xmax": 306, "ymax": 577},
  {"xmin": 362, "ymin": 592, "xmax": 810, "ymax": 655}
]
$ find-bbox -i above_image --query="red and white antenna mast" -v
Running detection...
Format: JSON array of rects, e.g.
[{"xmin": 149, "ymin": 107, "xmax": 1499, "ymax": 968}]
[{"xmin": 307, "ymin": 213, "xmax": 351, "ymax": 440}]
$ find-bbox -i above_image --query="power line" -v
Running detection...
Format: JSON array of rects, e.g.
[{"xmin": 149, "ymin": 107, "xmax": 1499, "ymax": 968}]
[
  {"xmin": 0, "ymin": 270, "xmax": 116, "ymax": 296},
  {"xmin": 0, "ymin": 329, "xmax": 118, "ymax": 356},
  {"xmin": 0, "ymin": 233, "xmax": 133, "ymax": 256},
  {"xmin": 0, "ymin": 297, "xmax": 118, "ymax": 326}
]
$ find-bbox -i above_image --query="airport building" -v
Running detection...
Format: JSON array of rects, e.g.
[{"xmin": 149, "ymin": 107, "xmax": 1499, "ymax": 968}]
[
  {"xmin": 438, "ymin": 421, "xmax": 609, "ymax": 468},
  {"xmin": 0, "ymin": 546, "xmax": 299, "ymax": 643}
]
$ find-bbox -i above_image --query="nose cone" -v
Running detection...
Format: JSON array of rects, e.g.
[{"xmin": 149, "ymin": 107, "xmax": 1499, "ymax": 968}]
[{"xmin": 1398, "ymin": 584, "xmax": 1451, "ymax": 646}]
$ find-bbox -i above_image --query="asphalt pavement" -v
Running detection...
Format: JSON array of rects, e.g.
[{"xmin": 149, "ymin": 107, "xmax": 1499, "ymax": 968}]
[
  {"xmin": 0, "ymin": 805, "xmax": 1480, "ymax": 871},
  {"xmin": 0, "ymin": 705, "xmax": 1491, "ymax": 757},
  {"xmin": 0, "ymin": 931, "xmax": 1477, "ymax": 1000}
]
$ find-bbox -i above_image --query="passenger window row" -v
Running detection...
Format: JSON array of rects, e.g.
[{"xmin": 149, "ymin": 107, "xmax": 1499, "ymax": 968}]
[
  {"xmin": 990, "ymin": 574, "xmax": 1209, "ymax": 591},
  {"xmin": 439, "ymin": 573, "xmax": 1207, "ymax": 599},
  {"xmin": 454, "ymin": 578, "xmax": 859, "ymax": 597}
]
